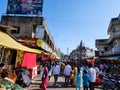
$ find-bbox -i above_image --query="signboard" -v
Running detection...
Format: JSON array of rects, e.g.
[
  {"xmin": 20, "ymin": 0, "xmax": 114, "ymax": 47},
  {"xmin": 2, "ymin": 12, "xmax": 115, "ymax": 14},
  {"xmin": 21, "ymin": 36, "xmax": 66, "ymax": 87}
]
[
  {"xmin": 18, "ymin": 38, "xmax": 42, "ymax": 47},
  {"xmin": 35, "ymin": 25, "xmax": 44, "ymax": 38},
  {"xmin": 7, "ymin": 0, "xmax": 43, "ymax": 15}
]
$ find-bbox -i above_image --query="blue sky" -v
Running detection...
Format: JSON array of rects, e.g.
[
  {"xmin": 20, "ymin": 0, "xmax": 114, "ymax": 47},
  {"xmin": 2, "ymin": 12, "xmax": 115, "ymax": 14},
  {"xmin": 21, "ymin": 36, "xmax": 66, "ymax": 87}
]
[{"xmin": 0, "ymin": 0, "xmax": 120, "ymax": 54}]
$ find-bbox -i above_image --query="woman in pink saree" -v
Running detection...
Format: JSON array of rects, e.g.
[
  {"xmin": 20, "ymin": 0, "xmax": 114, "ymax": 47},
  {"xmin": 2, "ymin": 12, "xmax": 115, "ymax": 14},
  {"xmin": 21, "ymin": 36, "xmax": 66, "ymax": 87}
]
[{"xmin": 40, "ymin": 63, "xmax": 48, "ymax": 90}]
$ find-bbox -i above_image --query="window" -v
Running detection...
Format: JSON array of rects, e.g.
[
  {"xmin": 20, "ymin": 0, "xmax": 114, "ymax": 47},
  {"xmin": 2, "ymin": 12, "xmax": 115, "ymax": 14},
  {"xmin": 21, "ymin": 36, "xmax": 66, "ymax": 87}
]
[
  {"xmin": 11, "ymin": 27, "xmax": 20, "ymax": 34},
  {"xmin": 104, "ymin": 47, "xmax": 108, "ymax": 51}
]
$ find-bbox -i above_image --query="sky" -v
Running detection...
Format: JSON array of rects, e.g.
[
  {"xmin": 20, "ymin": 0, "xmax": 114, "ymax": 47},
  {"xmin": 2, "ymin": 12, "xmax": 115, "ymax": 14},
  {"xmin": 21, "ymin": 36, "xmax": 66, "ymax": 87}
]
[{"xmin": 0, "ymin": 0, "xmax": 120, "ymax": 55}]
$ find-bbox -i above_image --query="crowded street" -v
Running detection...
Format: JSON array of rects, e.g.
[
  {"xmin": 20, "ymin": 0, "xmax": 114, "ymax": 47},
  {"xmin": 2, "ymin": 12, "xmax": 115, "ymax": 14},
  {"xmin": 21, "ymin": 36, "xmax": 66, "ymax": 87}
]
[
  {"xmin": 29, "ymin": 73, "xmax": 102, "ymax": 90},
  {"xmin": 0, "ymin": 0, "xmax": 120, "ymax": 90}
]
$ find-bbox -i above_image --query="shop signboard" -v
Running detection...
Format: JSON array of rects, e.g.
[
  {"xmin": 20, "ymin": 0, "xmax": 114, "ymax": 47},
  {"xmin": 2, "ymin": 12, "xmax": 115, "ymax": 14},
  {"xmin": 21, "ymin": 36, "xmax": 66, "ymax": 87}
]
[
  {"xmin": 7, "ymin": 0, "xmax": 43, "ymax": 15},
  {"xmin": 18, "ymin": 38, "xmax": 42, "ymax": 47},
  {"xmin": 35, "ymin": 25, "xmax": 44, "ymax": 38}
]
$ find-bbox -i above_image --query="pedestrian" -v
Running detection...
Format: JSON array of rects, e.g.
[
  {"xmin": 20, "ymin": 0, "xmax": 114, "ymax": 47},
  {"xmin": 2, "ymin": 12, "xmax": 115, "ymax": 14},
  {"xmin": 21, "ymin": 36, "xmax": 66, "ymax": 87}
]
[
  {"xmin": 63, "ymin": 61, "xmax": 72, "ymax": 85},
  {"xmin": 75, "ymin": 66, "xmax": 83, "ymax": 90},
  {"xmin": 52, "ymin": 61, "xmax": 60, "ymax": 85},
  {"xmin": 47, "ymin": 62, "xmax": 53, "ymax": 81},
  {"xmin": 70, "ymin": 68, "xmax": 75, "ymax": 87},
  {"xmin": 40, "ymin": 63, "xmax": 48, "ymax": 90},
  {"xmin": 40, "ymin": 63, "xmax": 45, "ymax": 82},
  {"xmin": 88, "ymin": 64, "xmax": 96, "ymax": 90},
  {"xmin": 83, "ymin": 70, "xmax": 91, "ymax": 90},
  {"xmin": 0, "ymin": 71, "xmax": 24, "ymax": 90},
  {"xmin": 60, "ymin": 62, "xmax": 65, "ymax": 75}
]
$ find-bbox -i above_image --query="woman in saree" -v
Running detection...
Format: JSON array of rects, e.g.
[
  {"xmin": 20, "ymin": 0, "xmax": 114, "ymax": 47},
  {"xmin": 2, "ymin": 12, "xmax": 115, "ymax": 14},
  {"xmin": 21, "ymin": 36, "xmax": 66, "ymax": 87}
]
[{"xmin": 40, "ymin": 63, "xmax": 48, "ymax": 90}]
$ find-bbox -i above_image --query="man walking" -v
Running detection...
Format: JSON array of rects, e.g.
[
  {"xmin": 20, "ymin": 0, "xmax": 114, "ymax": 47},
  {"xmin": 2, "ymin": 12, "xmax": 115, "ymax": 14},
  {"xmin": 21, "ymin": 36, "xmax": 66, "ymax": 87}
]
[
  {"xmin": 52, "ymin": 61, "xmax": 60, "ymax": 85},
  {"xmin": 63, "ymin": 62, "xmax": 72, "ymax": 85},
  {"xmin": 88, "ymin": 64, "xmax": 96, "ymax": 90}
]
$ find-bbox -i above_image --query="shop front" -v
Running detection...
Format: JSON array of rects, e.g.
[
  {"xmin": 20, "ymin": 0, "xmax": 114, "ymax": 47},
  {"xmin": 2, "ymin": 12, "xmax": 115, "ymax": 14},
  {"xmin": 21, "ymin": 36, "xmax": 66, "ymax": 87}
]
[{"xmin": 0, "ymin": 25, "xmax": 43, "ymax": 79}]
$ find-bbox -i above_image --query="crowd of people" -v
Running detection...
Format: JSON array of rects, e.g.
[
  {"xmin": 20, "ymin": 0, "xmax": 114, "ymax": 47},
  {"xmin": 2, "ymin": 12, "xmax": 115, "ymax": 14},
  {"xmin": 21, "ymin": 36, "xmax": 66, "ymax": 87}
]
[
  {"xmin": 0, "ymin": 59, "xmax": 119, "ymax": 90},
  {"xmin": 39, "ymin": 59, "xmax": 120, "ymax": 90}
]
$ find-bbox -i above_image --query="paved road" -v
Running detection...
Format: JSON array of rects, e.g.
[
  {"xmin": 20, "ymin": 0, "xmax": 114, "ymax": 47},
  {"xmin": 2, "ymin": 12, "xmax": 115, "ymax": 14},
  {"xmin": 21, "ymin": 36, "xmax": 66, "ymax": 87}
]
[
  {"xmin": 47, "ymin": 76, "xmax": 102, "ymax": 90},
  {"xmin": 28, "ymin": 75, "xmax": 102, "ymax": 90}
]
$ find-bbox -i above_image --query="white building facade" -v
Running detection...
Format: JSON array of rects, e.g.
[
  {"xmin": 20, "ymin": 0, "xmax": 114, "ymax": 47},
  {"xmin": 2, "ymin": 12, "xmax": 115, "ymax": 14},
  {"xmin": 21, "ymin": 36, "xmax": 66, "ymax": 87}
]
[{"xmin": 96, "ymin": 14, "xmax": 120, "ymax": 57}]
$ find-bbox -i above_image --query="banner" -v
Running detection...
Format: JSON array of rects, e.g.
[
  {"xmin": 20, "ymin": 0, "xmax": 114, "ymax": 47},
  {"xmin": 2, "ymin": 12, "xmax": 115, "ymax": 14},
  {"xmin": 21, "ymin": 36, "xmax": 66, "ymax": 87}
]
[
  {"xmin": 42, "ymin": 53, "xmax": 51, "ymax": 61},
  {"xmin": 22, "ymin": 52, "xmax": 36, "ymax": 69},
  {"xmin": 15, "ymin": 50, "xmax": 24, "ymax": 67},
  {"xmin": 7, "ymin": 0, "xmax": 43, "ymax": 15}
]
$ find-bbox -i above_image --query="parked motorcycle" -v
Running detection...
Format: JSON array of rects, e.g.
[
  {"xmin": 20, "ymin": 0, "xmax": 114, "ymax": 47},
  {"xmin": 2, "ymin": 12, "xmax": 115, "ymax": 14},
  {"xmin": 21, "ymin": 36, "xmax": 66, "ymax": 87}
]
[
  {"xmin": 101, "ymin": 73, "xmax": 120, "ymax": 90},
  {"xmin": 15, "ymin": 68, "xmax": 31, "ymax": 88}
]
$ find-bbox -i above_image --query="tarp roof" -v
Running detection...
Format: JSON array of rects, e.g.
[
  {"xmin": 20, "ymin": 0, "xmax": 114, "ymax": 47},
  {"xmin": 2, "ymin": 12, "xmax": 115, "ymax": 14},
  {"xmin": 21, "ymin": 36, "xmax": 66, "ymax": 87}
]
[
  {"xmin": 0, "ymin": 31, "xmax": 43, "ymax": 54},
  {"xmin": 0, "ymin": 25, "xmax": 17, "ymax": 30},
  {"xmin": 99, "ymin": 56, "xmax": 120, "ymax": 60}
]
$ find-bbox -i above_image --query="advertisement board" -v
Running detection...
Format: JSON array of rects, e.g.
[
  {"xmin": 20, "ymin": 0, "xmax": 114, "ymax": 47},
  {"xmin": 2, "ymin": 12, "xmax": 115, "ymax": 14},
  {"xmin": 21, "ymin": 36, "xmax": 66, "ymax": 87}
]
[
  {"xmin": 18, "ymin": 38, "xmax": 42, "ymax": 47},
  {"xmin": 7, "ymin": 0, "xmax": 43, "ymax": 15},
  {"xmin": 35, "ymin": 25, "xmax": 44, "ymax": 38}
]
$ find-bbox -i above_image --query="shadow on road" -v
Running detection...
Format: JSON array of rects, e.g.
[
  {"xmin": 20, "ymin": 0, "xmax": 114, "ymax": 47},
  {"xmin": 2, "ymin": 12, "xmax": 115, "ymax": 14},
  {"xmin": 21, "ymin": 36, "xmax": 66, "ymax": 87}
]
[{"xmin": 47, "ymin": 81, "xmax": 74, "ymax": 88}]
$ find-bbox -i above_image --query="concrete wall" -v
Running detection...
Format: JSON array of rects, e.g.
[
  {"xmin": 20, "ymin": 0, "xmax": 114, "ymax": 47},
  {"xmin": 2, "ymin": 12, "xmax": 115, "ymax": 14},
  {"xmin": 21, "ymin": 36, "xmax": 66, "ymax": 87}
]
[{"xmin": 1, "ymin": 15, "xmax": 43, "ymax": 38}]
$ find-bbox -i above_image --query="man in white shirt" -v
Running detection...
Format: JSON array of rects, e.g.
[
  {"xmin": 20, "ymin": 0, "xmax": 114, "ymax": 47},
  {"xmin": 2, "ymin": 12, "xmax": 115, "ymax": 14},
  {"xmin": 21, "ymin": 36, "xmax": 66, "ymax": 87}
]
[
  {"xmin": 63, "ymin": 62, "xmax": 72, "ymax": 85},
  {"xmin": 53, "ymin": 62, "xmax": 60, "ymax": 85},
  {"xmin": 88, "ymin": 64, "xmax": 96, "ymax": 90}
]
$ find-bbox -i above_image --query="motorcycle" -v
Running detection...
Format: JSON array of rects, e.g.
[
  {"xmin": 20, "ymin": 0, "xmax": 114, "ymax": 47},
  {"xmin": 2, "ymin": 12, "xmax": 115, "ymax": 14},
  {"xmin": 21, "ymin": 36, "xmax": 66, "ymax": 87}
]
[
  {"xmin": 15, "ymin": 68, "xmax": 31, "ymax": 88},
  {"xmin": 101, "ymin": 73, "xmax": 120, "ymax": 90}
]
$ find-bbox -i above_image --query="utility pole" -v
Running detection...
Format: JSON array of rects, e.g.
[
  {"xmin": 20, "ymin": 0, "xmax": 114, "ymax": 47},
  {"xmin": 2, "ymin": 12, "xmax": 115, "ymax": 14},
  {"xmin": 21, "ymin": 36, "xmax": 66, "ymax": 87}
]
[{"xmin": 67, "ymin": 47, "xmax": 69, "ymax": 55}]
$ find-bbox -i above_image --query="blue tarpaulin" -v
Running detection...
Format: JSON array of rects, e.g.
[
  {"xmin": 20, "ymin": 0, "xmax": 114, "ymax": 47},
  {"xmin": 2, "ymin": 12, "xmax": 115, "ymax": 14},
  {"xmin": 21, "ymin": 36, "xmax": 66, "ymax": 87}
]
[{"xmin": 99, "ymin": 56, "xmax": 120, "ymax": 60}]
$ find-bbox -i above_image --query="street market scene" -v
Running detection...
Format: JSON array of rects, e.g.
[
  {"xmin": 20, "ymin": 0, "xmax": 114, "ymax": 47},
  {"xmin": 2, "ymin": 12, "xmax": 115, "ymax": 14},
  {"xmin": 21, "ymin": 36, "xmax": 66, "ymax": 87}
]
[{"xmin": 0, "ymin": 0, "xmax": 120, "ymax": 90}]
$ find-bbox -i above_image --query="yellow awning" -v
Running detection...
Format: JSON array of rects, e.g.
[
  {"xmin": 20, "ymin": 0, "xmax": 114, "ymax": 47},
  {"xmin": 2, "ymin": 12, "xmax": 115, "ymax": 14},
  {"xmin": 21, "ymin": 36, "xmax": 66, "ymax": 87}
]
[
  {"xmin": 0, "ymin": 25, "xmax": 17, "ymax": 30},
  {"xmin": 0, "ymin": 31, "xmax": 43, "ymax": 54}
]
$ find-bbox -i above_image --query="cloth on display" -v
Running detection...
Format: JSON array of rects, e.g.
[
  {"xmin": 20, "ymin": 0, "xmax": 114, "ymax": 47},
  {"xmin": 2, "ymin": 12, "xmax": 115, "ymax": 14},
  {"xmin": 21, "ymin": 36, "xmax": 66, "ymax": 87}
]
[{"xmin": 22, "ymin": 52, "xmax": 36, "ymax": 69}]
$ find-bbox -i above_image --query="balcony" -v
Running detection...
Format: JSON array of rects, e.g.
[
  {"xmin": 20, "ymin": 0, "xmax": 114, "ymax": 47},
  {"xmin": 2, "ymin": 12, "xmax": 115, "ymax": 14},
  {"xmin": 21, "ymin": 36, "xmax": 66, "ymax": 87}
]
[
  {"xmin": 108, "ymin": 30, "xmax": 120, "ymax": 43},
  {"xmin": 99, "ymin": 50, "xmax": 113, "ymax": 56},
  {"xmin": 99, "ymin": 46, "xmax": 120, "ymax": 56},
  {"xmin": 96, "ymin": 39, "xmax": 108, "ymax": 45},
  {"xmin": 113, "ymin": 46, "xmax": 120, "ymax": 54},
  {"xmin": 96, "ymin": 30, "xmax": 120, "ymax": 46}
]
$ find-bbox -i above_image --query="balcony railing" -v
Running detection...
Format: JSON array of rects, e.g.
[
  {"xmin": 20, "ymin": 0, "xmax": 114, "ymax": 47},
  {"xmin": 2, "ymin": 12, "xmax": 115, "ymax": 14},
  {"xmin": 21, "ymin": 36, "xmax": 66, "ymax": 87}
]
[
  {"xmin": 113, "ymin": 46, "xmax": 120, "ymax": 54},
  {"xmin": 99, "ymin": 50, "xmax": 113, "ymax": 56},
  {"xmin": 96, "ymin": 30, "xmax": 120, "ymax": 45},
  {"xmin": 108, "ymin": 30, "xmax": 120, "ymax": 42},
  {"xmin": 99, "ymin": 46, "xmax": 120, "ymax": 56}
]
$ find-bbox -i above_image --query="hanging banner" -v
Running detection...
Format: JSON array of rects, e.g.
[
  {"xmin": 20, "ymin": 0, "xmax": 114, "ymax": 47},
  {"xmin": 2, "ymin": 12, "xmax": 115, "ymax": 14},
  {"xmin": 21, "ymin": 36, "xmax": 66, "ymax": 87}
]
[
  {"xmin": 42, "ymin": 53, "xmax": 51, "ymax": 61},
  {"xmin": 22, "ymin": 52, "xmax": 37, "ymax": 69},
  {"xmin": 15, "ymin": 50, "xmax": 24, "ymax": 68},
  {"xmin": 7, "ymin": 0, "xmax": 44, "ymax": 15}
]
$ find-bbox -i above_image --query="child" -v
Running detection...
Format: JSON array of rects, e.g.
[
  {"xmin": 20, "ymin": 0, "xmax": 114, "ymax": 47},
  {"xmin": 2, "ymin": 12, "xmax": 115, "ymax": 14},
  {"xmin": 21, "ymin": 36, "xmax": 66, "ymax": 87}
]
[{"xmin": 83, "ymin": 70, "xmax": 91, "ymax": 90}]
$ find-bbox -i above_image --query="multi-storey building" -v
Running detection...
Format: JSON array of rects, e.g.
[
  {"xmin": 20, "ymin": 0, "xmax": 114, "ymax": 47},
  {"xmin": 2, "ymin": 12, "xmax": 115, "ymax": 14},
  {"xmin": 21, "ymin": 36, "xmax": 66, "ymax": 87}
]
[
  {"xmin": 70, "ymin": 41, "xmax": 95, "ymax": 60},
  {"xmin": 0, "ymin": 0, "xmax": 61, "ymax": 59},
  {"xmin": 96, "ymin": 14, "xmax": 120, "ymax": 59},
  {"xmin": 1, "ymin": 15, "xmax": 60, "ymax": 58}
]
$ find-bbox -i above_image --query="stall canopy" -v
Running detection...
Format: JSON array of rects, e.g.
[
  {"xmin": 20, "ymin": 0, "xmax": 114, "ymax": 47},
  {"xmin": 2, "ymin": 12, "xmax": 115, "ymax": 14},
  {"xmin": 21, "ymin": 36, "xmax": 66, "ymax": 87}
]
[
  {"xmin": 99, "ymin": 56, "xmax": 120, "ymax": 60},
  {"xmin": 0, "ymin": 31, "xmax": 42, "ymax": 54},
  {"xmin": 0, "ymin": 25, "xmax": 17, "ymax": 31}
]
